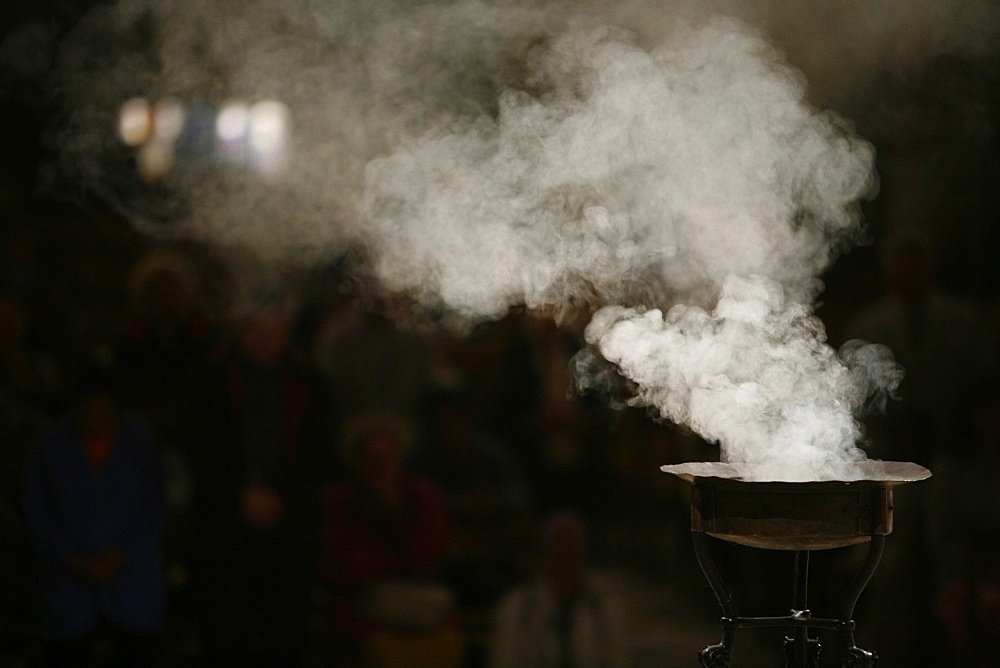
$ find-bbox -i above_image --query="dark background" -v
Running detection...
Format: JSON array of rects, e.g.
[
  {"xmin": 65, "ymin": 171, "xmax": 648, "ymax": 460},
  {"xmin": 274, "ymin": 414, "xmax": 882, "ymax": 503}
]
[{"xmin": 2, "ymin": 2, "xmax": 999, "ymax": 666}]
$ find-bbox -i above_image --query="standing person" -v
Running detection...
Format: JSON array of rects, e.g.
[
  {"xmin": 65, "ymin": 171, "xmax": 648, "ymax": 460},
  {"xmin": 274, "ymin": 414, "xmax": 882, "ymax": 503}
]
[
  {"xmin": 188, "ymin": 305, "xmax": 335, "ymax": 666},
  {"xmin": 24, "ymin": 362, "xmax": 166, "ymax": 666},
  {"xmin": 490, "ymin": 512, "xmax": 629, "ymax": 668},
  {"xmin": 117, "ymin": 247, "xmax": 220, "ymax": 630}
]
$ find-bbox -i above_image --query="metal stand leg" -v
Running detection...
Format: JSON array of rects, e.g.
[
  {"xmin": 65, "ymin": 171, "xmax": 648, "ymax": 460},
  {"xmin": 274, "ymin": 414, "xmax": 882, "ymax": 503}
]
[
  {"xmin": 693, "ymin": 531, "xmax": 735, "ymax": 666},
  {"xmin": 838, "ymin": 536, "xmax": 884, "ymax": 667}
]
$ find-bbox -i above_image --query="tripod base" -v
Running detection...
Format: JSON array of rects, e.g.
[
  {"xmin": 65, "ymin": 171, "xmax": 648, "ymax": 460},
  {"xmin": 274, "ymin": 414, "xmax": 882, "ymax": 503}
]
[{"xmin": 693, "ymin": 532, "xmax": 883, "ymax": 667}]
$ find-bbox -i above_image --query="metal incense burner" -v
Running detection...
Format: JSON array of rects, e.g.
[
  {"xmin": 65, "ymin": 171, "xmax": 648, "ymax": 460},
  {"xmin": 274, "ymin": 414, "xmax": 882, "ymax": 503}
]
[{"xmin": 661, "ymin": 460, "xmax": 931, "ymax": 667}]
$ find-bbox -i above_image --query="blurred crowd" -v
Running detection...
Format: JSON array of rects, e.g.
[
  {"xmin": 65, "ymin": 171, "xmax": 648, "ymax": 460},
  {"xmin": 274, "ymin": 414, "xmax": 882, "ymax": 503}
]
[
  {"xmin": 0, "ymin": 203, "xmax": 701, "ymax": 667},
  {"xmin": 1, "ymin": 203, "xmax": 999, "ymax": 667}
]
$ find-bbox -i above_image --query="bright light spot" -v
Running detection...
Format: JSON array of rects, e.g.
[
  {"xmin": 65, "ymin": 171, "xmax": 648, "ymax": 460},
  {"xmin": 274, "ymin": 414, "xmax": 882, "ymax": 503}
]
[
  {"xmin": 215, "ymin": 102, "xmax": 251, "ymax": 143},
  {"xmin": 153, "ymin": 98, "xmax": 185, "ymax": 143},
  {"xmin": 249, "ymin": 100, "xmax": 289, "ymax": 153},
  {"xmin": 249, "ymin": 100, "xmax": 290, "ymax": 179},
  {"xmin": 119, "ymin": 97, "xmax": 151, "ymax": 146},
  {"xmin": 121, "ymin": 96, "xmax": 291, "ymax": 181}
]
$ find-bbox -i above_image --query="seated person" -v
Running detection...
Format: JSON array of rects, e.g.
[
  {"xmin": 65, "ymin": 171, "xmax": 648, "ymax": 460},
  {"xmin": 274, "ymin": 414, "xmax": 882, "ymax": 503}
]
[{"xmin": 321, "ymin": 412, "xmax": 459, "ymax": 667}]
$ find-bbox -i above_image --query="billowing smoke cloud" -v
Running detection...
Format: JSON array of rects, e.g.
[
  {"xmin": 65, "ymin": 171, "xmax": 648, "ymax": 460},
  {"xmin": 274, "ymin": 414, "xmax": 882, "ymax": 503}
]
[
  {"xmin": 351, "ymin": 13, "xmax": 890, "ymax": 480},
  {"xmin": 12, "ymin": 0, "xmax": 994, "ymax": 479},
  {"xmin": 361, "ymin": 17, "xmax": 874, "ymax": 316},
  {"xmin": 586, "ymin": 275, "xmax": 902, "ymax": 481}
]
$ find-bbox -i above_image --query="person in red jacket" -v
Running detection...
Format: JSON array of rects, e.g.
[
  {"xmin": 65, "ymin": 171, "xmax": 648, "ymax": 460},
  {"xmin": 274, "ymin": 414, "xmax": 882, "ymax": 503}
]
[{"xmin": 321, "ymin": 412, "xmax": 457, "ymax": 665}]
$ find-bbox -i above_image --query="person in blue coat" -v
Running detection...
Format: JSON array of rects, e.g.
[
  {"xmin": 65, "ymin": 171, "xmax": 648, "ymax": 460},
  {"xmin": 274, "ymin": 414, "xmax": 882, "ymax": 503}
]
[{"xmin": 24, "ymin": 363, "xmax": 165, "ymax": 666}]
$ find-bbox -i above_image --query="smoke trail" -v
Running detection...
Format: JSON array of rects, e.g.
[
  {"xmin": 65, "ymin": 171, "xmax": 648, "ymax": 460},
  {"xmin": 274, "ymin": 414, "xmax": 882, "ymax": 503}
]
[
  {"xmin": 18, "ymin": 0, "xmax": 992, "ymax": 478},
  {"xmin": 356, "ymin": 15, "xmax": 902, "ymax": 480}
]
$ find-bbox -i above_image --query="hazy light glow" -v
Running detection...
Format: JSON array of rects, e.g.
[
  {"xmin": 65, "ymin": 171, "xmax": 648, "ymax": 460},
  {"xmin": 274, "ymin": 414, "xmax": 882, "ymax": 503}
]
[
  {"xmin": 153, "ymin": 97, "xmax": 185, "ymax": 143},
  {"xmin": 248, "ymin": 100, "xmax": 290, "ymax": 178},
  {"xmin": 137, "ymin": 139, "xmax": 174, "ymax": 182},
  {"xmin": 216, "ymin": 102, "xmax": 251, "ymax": 144},
  {"xmin": 119, "ymin": 96, "xmax": 293, "ymax": 181},
  {"xmin": 118, "ymin": 97, "xmax": 152, "ymax": 146}
]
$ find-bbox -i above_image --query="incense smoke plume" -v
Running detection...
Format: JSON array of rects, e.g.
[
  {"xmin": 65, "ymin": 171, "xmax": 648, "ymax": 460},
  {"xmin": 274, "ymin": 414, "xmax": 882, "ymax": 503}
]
[
  {"xmin": 586, "ymin": 275, "xmax": 902, "ymax": 482},
  {"xmin": 12, "ymin": 0, "xmax": 990, "ymax": 479},
  {"xmin": 357, "ymin": 14, "xmax": 892, "ymax": 480},
  {"xmin": 362, "ymin": 19, "xmax": 875, "ymax": 318}
]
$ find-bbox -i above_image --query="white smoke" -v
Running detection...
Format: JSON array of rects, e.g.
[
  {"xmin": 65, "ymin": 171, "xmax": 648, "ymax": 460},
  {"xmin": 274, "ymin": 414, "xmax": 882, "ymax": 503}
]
[
  {"xmin": 23, "ymin": 0, "xmax": 988, "ymax": 479},
  {"xmin": 28, "ymin": 0, "xmax": 998, "ymax": 259},
  {"xmin": 361, "ymin": 19, "xmax": 874, "ymax": 318},
  {"xmin": 357, "ymin": 16, "xmax": 900, "ymax": 480},
  {"xmin": 586, "ymin": 275, "xmax": 901, "ymax": 481},
  {"xmin": 38, "ymin": 0, "xmax": 556, "ymax": 260}
]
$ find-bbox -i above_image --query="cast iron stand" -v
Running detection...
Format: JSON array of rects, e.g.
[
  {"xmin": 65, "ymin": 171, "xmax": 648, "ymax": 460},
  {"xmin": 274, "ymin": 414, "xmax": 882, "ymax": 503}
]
[{"xmin": 693, "ymin": 532, "xmax": 883, "ymax": 667}]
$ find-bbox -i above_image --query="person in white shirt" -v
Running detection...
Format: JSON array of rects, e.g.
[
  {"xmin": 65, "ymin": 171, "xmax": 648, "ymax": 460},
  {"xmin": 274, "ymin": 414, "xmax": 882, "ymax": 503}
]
[{"xmin": 489, "ymin": 511, "xmax": 629, "ymax": 668}]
